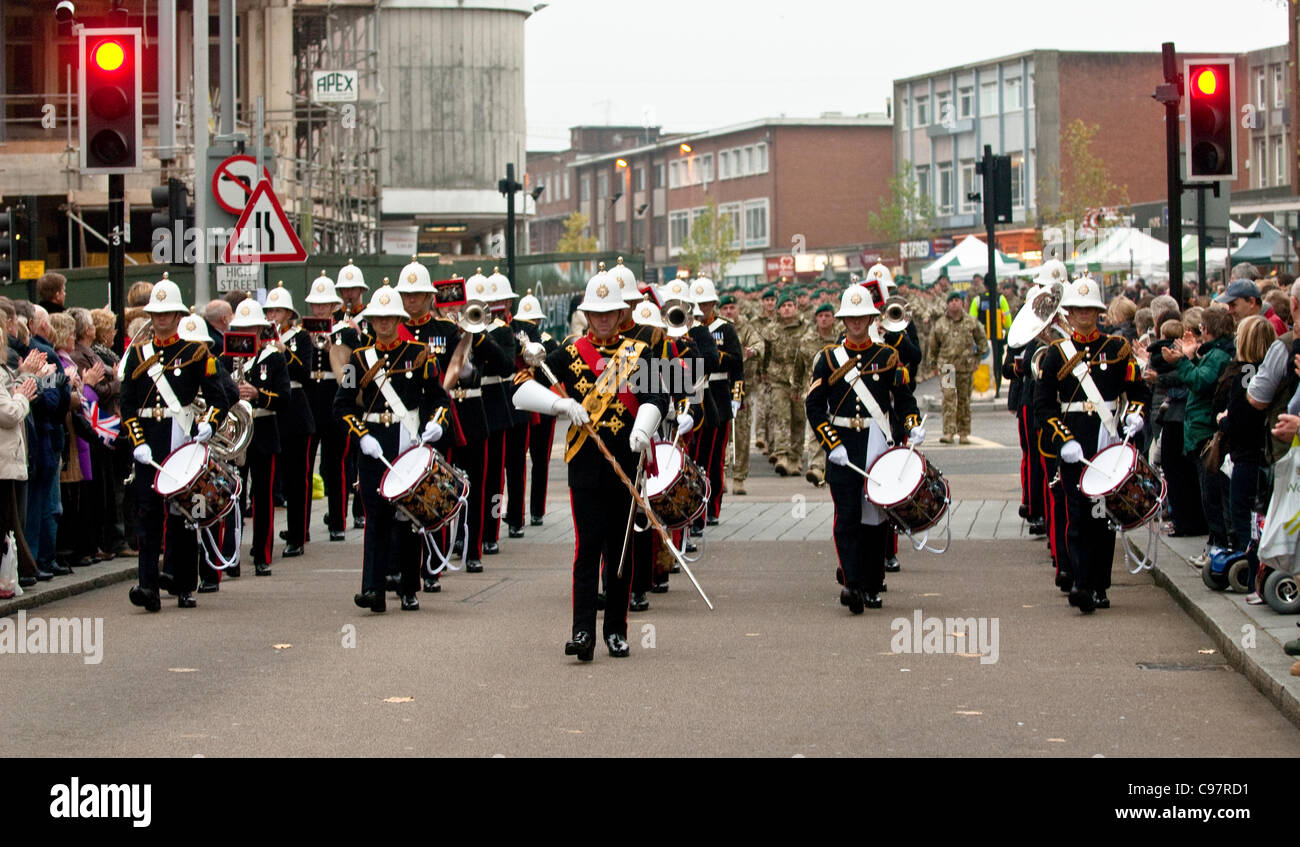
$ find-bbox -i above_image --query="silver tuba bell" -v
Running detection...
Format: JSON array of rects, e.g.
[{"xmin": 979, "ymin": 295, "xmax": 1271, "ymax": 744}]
[
  {"xmin": 194, "ymin": 396, "xmax": 254, "ymax": 465},
  {"xmin": 880, "ymin": 295, "xmax": 912, "ymax": 334}
]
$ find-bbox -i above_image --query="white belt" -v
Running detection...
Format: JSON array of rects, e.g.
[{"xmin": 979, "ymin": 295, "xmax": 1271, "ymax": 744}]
[
  {"xmin": 252, "ymin": 409, "xmax": 275, "ymax": 418},
  {"xmin": 480, "ymin": 375, "xmax": 505, "ymax": 385},
  {"xmin": 141, "ymin": 406, "xmax": 180, "ymax": 420},
  {"xmin": 708, "ymin": 373, "xmax": 729, "ymax": 382},
  {"xmin": 830, "ymin": 415, "xmax": 874, "ymax": 431},
  {"xmin": 310, "ymin": 371, "xmax": 336, "ymax": 381},
  {"xmin": 450, "ymin": 387, "xmax": 482, "ymax": 400},
  {"xmin": 364, "ymin": 412, "xmax": 404, "ymax": 424},
  {"xmin": 290, "ymin": 381, "xmax": 303, "ymax": 389},
  {"xmin": 1061, "ymin": 399, "xmax": 1119, "ymax": 414}
]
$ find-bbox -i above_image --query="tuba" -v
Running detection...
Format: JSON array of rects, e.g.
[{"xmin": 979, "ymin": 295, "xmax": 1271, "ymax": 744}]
[{"xmin": 195, "ymin": 397, "xmax": 254, "ymax": 465}]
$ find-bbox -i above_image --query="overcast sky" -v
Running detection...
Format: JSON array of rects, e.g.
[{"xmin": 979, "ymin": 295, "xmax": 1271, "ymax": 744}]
[{"xmin": 524, "ymin": 0, "xmax": 1290, "ymax": 150}]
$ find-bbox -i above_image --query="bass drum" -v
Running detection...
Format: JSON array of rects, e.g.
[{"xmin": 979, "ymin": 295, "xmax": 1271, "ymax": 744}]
[
  {"xmin": 644, "ymin": 439, "xmax": 709, "ymax": 528},
  {"xmin": 380, "ymin": 445, "xmax": 469, "ymax": 532}
]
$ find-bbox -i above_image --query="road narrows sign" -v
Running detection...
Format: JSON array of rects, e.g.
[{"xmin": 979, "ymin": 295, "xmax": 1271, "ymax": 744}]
[{"xmin": 222, "ymin": 180, "xmax": 307, "ymax": 264}]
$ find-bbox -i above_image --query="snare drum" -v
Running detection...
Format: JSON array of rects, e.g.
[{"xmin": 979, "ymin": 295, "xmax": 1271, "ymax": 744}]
[
  {"xmin": 644, "ymin": 440, "xmax": 709, "ymax": 528},
  {"xmin": 380, "ymin": 445, "xmax": 469, "ymax": 532},
  {"xmin": 1078, "ymin": 443, "xmax": 1164, "ymax": 530},
  {"xmin": 865, "ymin": 447, "xmax": 950, "ymax": 534},
  {"xmin": 153, "ymin": 442, "xmax": 240, "ymax": 527}
]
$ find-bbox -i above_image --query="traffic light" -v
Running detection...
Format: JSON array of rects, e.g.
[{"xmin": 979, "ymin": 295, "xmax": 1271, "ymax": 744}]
[
  {"xmin": 1184, "ymin": 59, "xmax": 1236, "ymax": 181},
  {"xmin": 78, "ymin": 27, "xmax": 143, "ymax": 174},
  {"xmin": 991, "ymin": 154, "xmax": 1012, "ymax": 223},
  {"xmin": 150, "ymin": 177, "xmax": 190, "ymax": 264},
  {"xmin": 0, "ymin": 208, "xmax": 12, "ymax": 284}
]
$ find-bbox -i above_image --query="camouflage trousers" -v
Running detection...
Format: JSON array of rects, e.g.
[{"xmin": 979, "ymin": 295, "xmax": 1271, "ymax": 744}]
[
  {"xmin": 753, "ymin": 380, "xmax": 773, "ymax": 450},
  {"xmin": 768, "ymin": 383, "xmax": 806, "ymax": 465},
  {"xmin": 805, "ymin": 422, "xmax": 824, "ymax": 475},
  {"xmin": 940, "ymin": 364, "xmax": 973, "ymax": 437},
  {"xmin": 727, "ymin": 402, "xmax": 753, "ymax": 481}
]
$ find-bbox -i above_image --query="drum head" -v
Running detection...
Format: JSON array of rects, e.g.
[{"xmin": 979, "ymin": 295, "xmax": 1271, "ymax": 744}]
[
  {"xmin": 380, "ymin": 445, "xmax": 433, "ymax": 499},
  {"xmin": 1080, "ymin": 444, "xmax": 1134, "ymax": 497},
  {"xmin": 644, "ymin": 442, "xmax": 684, "ymax": 498},
  {"xmin": 155, "ymin": 442, "xmax": 208, "ymax": 496},
  {"xmin": 866, "ymin": 448, "xmax": 924, "ymax": 507}
]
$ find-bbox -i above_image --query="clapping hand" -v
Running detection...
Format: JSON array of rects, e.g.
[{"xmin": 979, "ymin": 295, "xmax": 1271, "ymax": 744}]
[
  {"xmin": 17, "ymin": 350, "xmax": 43, "ymax": 375},
  {"xmin": 83, "ymin": 360, "xmax": 106, "ymax": 387},
  {"xmin": 15, "ymin": 378, "xmax": 36, "ymax": 401}
]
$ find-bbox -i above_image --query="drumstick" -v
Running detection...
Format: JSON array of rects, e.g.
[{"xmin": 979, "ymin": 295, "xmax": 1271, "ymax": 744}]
[
  {"xmin": 843, "ymin": 458, "xmax": 880, "ymax": 487},
  {"xmin": 898, "ymin": 414, "xmax": 929, "ymax": 481},
  {"xmin": 1078, "ymin": 455, "xmax": 1118, "ymax": 484}
]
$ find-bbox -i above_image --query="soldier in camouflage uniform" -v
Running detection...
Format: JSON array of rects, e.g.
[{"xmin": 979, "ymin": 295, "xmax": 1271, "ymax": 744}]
[
  {"xmin": 928, "ymin": 290, "xmax": 989, "ymax": 443},
  {"xmin": 721, "ymin": 295, "xmax": 765, "ymax": 494},
  {"xmin": 800, "ymin": 302, "xmax": 840, "ymax": 485},
  {"xmin": 763, "ymin": 294, "xmax": 810, "ymax": 476},
  {"xmin": 752, "ymin": 287, "xmax": 779, "ymax": 453}
]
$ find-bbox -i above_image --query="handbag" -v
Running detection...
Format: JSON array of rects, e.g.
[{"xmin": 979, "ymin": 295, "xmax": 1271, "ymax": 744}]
[{"xmin": 1258, "ymin": 436, "xmax": 1300, "ymax": 575}]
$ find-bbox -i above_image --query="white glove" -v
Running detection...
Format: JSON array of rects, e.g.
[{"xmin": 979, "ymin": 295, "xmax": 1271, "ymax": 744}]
[
  {"xmin": 630, "ymin": 428, "xmax": 652, "ymax": 453},
  {"xmin": 1059, "ymin": 440, "xmax": 1083, "ymax": 464},
  {"xmin": 552, "ymin": 397, "xmax": 590, "ymax": 426},
  {"xmin": 421, "ymin": 420, "xmax": 443, "ymax": 444},
  {"xmin": 522, "ymin": 341, "xmax": 547, "ymax": 366},
  {"xmin": 731, "ymin": 400, "xmax": 741, "ymax": 416},
  {"xmin": 629, "ymin": 404, "xmax": 662, "ymax": 454},
  {"xmin": 908, "ymin": 426, "xmax": 926, "ymax": 446},
  {"xmin": 1123, "ymin": 413, "xmax": 1144, "ymax": 437},
  {"xmin": 194, "ymin": 422, "xmax": 213, "ymax": 443},
  {"xmin": 676, "ymin": 413, "xmax": 694, "ymax": 435},
  {"xmin": 828, "ymin": 445, "xmax": 848, "ymax": 467},
  {"xmin": 133, "ymin": 444, "xmax": 153, "ymax": 466},
  {"xmin": 359, "ymin": 434, "xmax": 382, "ymax": 459}
]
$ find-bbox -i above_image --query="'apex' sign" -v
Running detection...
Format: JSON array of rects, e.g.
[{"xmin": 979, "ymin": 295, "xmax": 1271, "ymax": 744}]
[{"xmin": 311, "ymin": 70, "xmax": 358, "ymax": 104}]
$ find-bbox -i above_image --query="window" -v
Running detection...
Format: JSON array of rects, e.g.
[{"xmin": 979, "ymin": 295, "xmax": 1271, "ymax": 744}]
[
  {"xmin": 936, "ymin": 91, "xmax": 952, "ymax": 127},
  {"xmin": 652, "ymin": 215, "xmax": 666, "ymax": 249},
  {"xmin": 1275, "ymin": 65, "xmax": 1285, "ymax": 108},
  {"xmin": 1003, "ymin": 77, "xmax": 1022, "ymax": 112},
  {"xmin": 634, "ymin": 167, "xmax": 645, "ymax": 192},
  {"xmin": 1027, "ymin": 74, "xmax": 1034, "ymax": 108},
  {"xmin": 700, "ymin": 153, "xmax": 713, "ymax": 183},
  {"xmin": 719, "ymin": 202, "xmax": 742, "ymax": 249},
  {"xmin": 960, "ymin": 160, "xmax": 976, "ymax": 213},
  {"xmin": 915, "ymin": 95, "xmax": 929, "ymax": 126},
  {"xmin": 653, "ymin": 163, "xmax": 664, "ymax": 188},
  {"xmin": 597, "ymin": 172, "xmax": 608, "ymax": 199},
  {"xmin": 741, "ymin": 146, "xmax": 752, "ymax": 175},
  {"xmin": 937, "ymin": 163, "xmax": 953, "ymax": 214},
  {"xmin": 720, "ymin": 150, "xmax": 732, "ymax": 179},
  {"xmin": 915, "ymin": 165, "xmax": 931, "ymax": 202},
  {"xmin": 1256, "ymin": 69, "xmax": 1268, "ymax": 111},
  {"xmin": 1009, "ymin": 152, "xmax": 1025, "ymax": 209},
  {"xmin": 1275, "ymin": 136, "xmax": 1285, "ymax": 185},
  {"xmin": 580, "ymin": 176, "xmax": 590, "ymax": 201},
  {"xmin": 691, "ymin": 206, "xmax": 707, "ymax": 228},
  {"xmin": 901, "ymin": 96, "xmax": 910, "ymax": 129},
  {"xmin": 564, "ymin": 171, "xmax": 571, "ymax": 200},
  {"xmin": 1254, "ymin": 139, "xmax": 1267, "ymax": 188},
  {"xmin": 669, "ymin": 210, "xmax": 690, "ymax": 252},
  {"xmin": 755, "ymin": 142, "xmax": 768, "ymax": 174},
  {"xmin": 743, "ymin": 198, "xmax": 769, "ymax": 249},
  {"xmin": 980, "ymin": 81, "xmax": 998, "ymax": 115},
  {"xmin": 958, "ymin": 87, "xmax": 973, "ymax": 119},
  {"xmin": 669, "ymin": 161, "xmax": 681, "ymax": 189}
]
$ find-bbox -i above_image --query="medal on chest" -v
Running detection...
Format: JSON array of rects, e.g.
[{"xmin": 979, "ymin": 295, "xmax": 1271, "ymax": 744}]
[{"xmin": 260, "ymin": 365, "xmax": 267, "ymax": 381}]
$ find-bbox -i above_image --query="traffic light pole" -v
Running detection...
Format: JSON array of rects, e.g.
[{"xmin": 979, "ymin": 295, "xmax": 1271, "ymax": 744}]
[
  {"xmin": 108, "ymin": 174, "xmax": 126, "ymax": 350},
  {"xmin": 1159, "ymin": 42, "xmax": 1185, "ymax": 305},
  {"xmin": 505, "ymin": 162, "xmax": 517, "ymax": 285},
  {"xmin": 981, "ymin": 145, "xmax": 997, "ymax": 299}
]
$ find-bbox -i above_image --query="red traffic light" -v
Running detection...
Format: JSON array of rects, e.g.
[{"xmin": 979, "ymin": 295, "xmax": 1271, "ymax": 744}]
[
  {"xmin": 92, "ymin": 40, "xmax": 125, "ymax": 72},
  {"xmin": 1193, "ymin": 67, "xmax": 1218, "ymax": 97}
]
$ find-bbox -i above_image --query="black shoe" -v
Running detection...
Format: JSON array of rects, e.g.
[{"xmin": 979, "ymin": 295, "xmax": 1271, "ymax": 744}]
[
  {"xmin": 1069, "ymin": 587, "xmax": 1095, "ymax": 614},
  {"xmin": 650, "ymin": 581, "xmax": 669, "ymax": 594},
  {"xmin": 483, "ymin": 541, "xmax": 500, "ymax": 555},
  {"xmin": 279, "ymin": 530, "xmax": 289, "ymax": 541},
  {"xmin": 669, "ymin": 563, "xmax": 680, "ymax": 574},
  {"xmin": 706, "ymin": 516, "xmax": 718, "ymax": 526},
  {"xmin": 128, "ymin": 585, "xmax": 161, "ymax": 612},
  {"xmin": 879, "ymin": 582, "xmax": 888, "ymax": 593},
  {"xmin": 354, "ymin": 590, "xmax": 385, "ymax": 613},
  {"xmin": 158, "ymin": 572, "xmax": 176, "ymax": 595},
  {"xmin": 400, "ymin": 594, "xmax": 419, "ymax": 611},
  {"xmin": 684, "ymin": 540, "xmax": 698, "ymax": 554},
  {"xmin": 465, "ymin": 560, "xmax": 483, "ymax": 573},
  {"xmin": 596, "ymin": 591, "xmax": 606, "ymax": 610},
  {"xmin": 884, "ymin": 556, "xmax": 900, "ymax": 573},
  {"xmin": 846, "ymin": 588, "xmax": 865, "ymax": 615},
  {"xmin": 226, "ymin": 564, "xmax": 241, "ymax": 579},
  {"xmin": 353, "ymin": 517, "xmax": 366, "ymax": 530},
  {"xmin": 423, "ymin": 577, "xmax": 441, "ymax": 593},
  {"xmin": 1018, "ymin": 504, "xmax": 1030, "ymax": 519},
  {"xmin": 274, "ymin": 495, "xmax": 287, "ymax": 508},
  {"xmin": 283, "ymin": 545, "xmax": 304, "ymax": 558},
  {"xmin": 1055, "ymin": 570, "xmax": 1073, "ymax": 593},
  {"xmin": 74, "ymin": 556, "xmax": 96, "ymax": 568},
  {"xmin": 1092, "ymin": 590, "xmax": 1110, "ymax": 609},
  {"xmin": 18, "ymin": 575, "xmax": 36, "ymax": 588},
  {"xmin": 530, "ymin": 516, "xmax": 544, "ymax": 526},
  {"xmin": 385, "ymin": 574, "xmax": 401, "ymax": 593},
  {"xmin": 255, "ymin": 562, "xmax": 272, "ymax": 577},
  {"xmin": 330, "ymin": 531, "xmax": 346, "ymax": 542},
  {"xmin": 840, "ymin": 588, "xmax": 851, "ymax": 607},
  {"xmin": 508, "ymin": 525, "xmax": 525, "ymax": 539},
  {"xmin": 565, "ymin": 631, "xmax": 595, "ymax": 662},
  {"xmin": 689, "ymin": 524, "xmax": 703, "ymax": 537},
  {"xmin": 605, "ymin": 633, "xmax": 629, "ymax": 657},
  {"xmin": 1027, "ymin": 518, "xmax": 1047, "ymax": 536},
  {"xmin": 198, "ymin": 580, "xmax": 220, "ymax": 593},
  {"xmin": 864, "ymin": 593, "xmax": 883, "ymax": 609},
  {"xmin": 630, "ymin": 592, "xmax": 649, "ymax": 612},
  {"xmin": 835, "ymin": 567, "xmax": 844, "ymax": 586},
  {"xmin": 177, "ymin": 594, "xmax": 197, "ymax": 609},
  {"xmin": 46, "ymin": 562, "xmax": 71, "ymax": 576},
  {"xmin": 34, "ymin": 568, "xmax": 54, "ymax": 582}
]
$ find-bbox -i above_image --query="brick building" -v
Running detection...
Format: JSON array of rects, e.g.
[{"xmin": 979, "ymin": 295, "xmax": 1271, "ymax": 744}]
[{"xmin": 527, "ymin": 116, "xmax": 893, "ymax": 287}]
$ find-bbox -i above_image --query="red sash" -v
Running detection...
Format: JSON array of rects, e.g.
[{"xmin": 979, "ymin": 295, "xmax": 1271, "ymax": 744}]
[{"xmin": 573, "ymin": 336, "xmax": 640, "ymax": 417}]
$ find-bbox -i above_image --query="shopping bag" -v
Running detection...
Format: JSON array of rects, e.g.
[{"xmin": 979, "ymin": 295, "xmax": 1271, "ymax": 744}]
[
  {"xmin": 1257, "ymin": 437, "xmax": 1300, "ymax": 574},
  {"xmin": 0, "ymin": 530, "xmax": 20, "ymax": 598}
]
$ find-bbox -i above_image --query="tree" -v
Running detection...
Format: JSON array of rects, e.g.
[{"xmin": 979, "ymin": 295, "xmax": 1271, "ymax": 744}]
[
  {"xmin": 1037, "ymin": 118, "xmax": 1130, "ymax": 229},
  {"xmin": 679, "ymin": 198, "xmax": 739, "ymax": 281},
  {"xmin": 868, "ymin": 160, "xmax": 939, "ymax": 245},
  {"xmin": 557, "ymin": 211, "xmax": 597, "ymax": 252}
]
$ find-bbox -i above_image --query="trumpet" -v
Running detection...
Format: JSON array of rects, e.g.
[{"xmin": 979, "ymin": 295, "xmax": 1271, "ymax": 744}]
[
  {"xmin": 663, "ymin": 301, "xmax": 692, "ymax": 330},
  {"xmin": 880, "ymin": 295, "xmax": 911, "ymax": 334},
  {"xmin": 459, "ymin": 300, "xmax": 489, "ymax": 334}
]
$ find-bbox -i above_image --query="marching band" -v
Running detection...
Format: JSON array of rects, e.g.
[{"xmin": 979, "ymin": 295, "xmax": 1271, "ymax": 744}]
[{"xmin": 121, "ymin": 252, "xmax": 1169, "ymax": 658}]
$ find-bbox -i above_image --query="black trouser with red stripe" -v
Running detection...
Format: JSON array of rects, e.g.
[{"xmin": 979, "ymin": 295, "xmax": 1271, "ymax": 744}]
[
  {"xmin": 313, "ymin": 424, "xmax": 347, "ymax": 534},
  {"xmin": 1059, "ymin": 458, "xmax": 1116, "ymax": 591},
  {"xmin": 453, "ymin": 437, "xmax": 488, "ymax": 560},
  {"xmin": 358, "ymin": 454, "xmax": 419, "ymax": 595},
  {"xmin": 134, "ymin": 471, "xmax": 198, "ymax": 594},
  {"xmin": 529, "ymin": 417, "xmax": 555, "ymax": 521},
  {"xmin": 504, "ymin": 420, "xmax": 530, "ymax": 530},
  {"xmin": 829, "ymin": 479, "xmax": 887, "ymax": 594},
  {"xmin": 572, "ymin": 478, "xmax": 633, "ymax": 640},
  {"xmin": 482, "ymin": 430, "xmax": 507, "ymax": 544},
  {"xmin": 247, "ymin": 445, "xmax": 277, "ymax": 567},
  {"xmin": 691, "ymin": 423, "xmax": 729, "ymax": 525},
  {"xmin": 1018, "ymin": 406, "xmax": 1045, "ymax": 520},
  {"xmin": 1044, "ymin": 455, "xmax": 1069, "ymax": 574},
  {"xmin": 346, "ymin": 438, "xmax": 364, "ymax": 522},
  {"xmin": 280, "ymin": 432, "xmax": 313, "ymax": 547}
]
